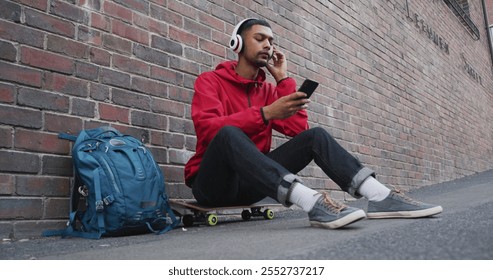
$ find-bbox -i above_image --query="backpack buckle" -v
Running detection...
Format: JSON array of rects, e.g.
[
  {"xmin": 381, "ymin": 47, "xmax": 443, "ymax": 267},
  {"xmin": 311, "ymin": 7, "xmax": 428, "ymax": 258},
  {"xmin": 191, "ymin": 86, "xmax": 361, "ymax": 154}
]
[
  {"xmin": 103, "ymin": 195, "xmax": 114, "ymax": 205},
  {"xmin": 95, "ymin": 200, "xmax": 104, "ymax": 212},
  {"xmin": 78, "ymin": 186, "xmax": 88, "ymax": 197}
]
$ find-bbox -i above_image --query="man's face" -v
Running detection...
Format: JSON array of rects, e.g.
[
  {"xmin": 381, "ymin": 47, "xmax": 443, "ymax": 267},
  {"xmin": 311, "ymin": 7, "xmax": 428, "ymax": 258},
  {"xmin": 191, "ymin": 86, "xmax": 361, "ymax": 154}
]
[{"xmin": 240, "ymin": 24, "xmax": 274, "ymax": 67}]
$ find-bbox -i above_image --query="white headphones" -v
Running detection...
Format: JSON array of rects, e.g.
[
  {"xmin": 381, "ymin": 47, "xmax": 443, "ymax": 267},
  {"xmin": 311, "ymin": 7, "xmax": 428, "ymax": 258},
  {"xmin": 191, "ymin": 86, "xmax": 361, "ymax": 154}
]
[{"xmin": 229, "ymin": 18, "xmax": 258, "ymax": 53}]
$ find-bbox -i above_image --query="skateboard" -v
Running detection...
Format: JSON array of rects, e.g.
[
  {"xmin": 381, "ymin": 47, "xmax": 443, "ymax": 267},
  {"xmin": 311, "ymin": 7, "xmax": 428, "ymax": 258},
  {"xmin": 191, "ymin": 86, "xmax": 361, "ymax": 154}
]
[{"xmin": 169, "ymin": 199, "xmax": 281, "ymax": 227}]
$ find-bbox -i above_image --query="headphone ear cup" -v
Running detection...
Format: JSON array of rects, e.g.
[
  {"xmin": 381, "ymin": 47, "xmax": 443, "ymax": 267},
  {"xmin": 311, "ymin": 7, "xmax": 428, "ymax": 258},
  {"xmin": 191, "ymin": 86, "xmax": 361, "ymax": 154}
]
[
  {"xmin": 230, "ymin": 36, "xmax": 238, "ymax": 51},
  {"xmin": 234, "ymin": 34, "xmax": 243, "ymax": 53}
]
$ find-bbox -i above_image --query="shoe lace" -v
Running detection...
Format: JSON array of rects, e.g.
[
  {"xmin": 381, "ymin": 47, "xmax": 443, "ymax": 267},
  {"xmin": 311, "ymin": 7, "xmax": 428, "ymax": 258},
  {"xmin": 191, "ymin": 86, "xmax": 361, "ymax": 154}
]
[
  {"xmin": 319, "ymin": 192, "xmax": 346, "ymax": 213},
  {"xmin": 392, "ymin": 188, "xmax": 422, "ymax": 205}
]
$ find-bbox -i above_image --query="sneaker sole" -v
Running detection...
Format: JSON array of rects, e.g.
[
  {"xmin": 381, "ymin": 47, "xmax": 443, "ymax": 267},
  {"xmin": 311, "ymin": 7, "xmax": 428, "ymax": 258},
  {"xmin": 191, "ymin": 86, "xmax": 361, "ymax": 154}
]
[
  {"xmin": 367, "ymin": 205, "xmax": 443, "ymax": 219},
  {"xmin": 310, "ymin": 209, "xmax": 367, "ymax": 229}
]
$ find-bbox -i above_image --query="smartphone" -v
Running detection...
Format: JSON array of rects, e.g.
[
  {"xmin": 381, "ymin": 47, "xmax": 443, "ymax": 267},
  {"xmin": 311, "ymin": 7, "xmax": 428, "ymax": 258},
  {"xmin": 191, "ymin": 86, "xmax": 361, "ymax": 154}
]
[{"xmin": 298, "ymin": 79, "xmax": 319, "ymax": 98}]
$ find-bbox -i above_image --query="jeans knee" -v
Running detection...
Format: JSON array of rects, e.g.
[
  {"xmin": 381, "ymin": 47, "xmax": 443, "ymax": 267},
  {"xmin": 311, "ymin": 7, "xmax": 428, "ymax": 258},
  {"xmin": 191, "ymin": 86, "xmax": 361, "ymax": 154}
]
[
  {"xmin": 216, "ymin": 126, "xmax": 243, "ymax": 139},
  {"xmin": 309, "ymin": 127, "xmax": 331, "ymax": 141},
  {"xmin": 212, "ymin": 126, "xmax": 248, "ymax": 146}
]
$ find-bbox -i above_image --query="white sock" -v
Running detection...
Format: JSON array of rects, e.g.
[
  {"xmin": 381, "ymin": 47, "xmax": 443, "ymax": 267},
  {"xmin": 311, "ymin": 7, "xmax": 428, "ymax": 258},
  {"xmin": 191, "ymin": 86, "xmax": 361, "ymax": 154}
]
[
  {"xmin": 358, "ymin": 177, "xmax": 391, "ymax": 202},
  {"xmin": 288, "ymin": 182, "xmax": 321, "ymax": 212}
]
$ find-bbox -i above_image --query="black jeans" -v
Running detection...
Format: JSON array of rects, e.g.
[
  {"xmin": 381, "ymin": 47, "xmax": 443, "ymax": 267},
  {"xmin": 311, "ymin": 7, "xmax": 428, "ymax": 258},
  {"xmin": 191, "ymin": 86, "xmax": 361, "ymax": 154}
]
[{"xmin": 192, "ymin": 126, "xmax": 374, "ymax": 207}]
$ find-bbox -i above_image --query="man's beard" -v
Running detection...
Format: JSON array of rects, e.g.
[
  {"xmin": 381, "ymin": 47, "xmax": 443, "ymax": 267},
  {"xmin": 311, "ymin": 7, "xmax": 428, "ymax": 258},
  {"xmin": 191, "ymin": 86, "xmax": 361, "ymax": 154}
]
[{"xmin": 255, "ymin": 59, "xmax": 268, "ymax": 67}]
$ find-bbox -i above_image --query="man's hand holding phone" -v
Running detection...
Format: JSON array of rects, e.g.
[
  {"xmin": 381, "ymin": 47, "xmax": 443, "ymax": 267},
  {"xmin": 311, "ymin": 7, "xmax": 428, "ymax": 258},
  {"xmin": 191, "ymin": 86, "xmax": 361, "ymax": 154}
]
[
  {"xmin": 262, "ymin": 78, "xmax": 318, "ymax": 121},
  {"xmin": 297, "ymin": 79, "xmax": 319, "ymax": 99},
  {"xmin": 262, "ymin": 92, "xmax": 310, "ymax": 121}
]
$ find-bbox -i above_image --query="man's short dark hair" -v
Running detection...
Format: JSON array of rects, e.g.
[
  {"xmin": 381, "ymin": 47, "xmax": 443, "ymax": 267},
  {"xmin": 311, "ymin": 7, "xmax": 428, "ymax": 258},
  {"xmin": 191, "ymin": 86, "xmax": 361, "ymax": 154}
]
[{"xmin": 237, "ymin": 18, "xmax": 271, "ymax": 37}]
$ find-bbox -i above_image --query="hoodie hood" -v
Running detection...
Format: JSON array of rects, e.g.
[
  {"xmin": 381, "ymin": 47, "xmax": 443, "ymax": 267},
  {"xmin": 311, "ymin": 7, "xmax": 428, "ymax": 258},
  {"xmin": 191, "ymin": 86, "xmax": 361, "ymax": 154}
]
[{"xmin": 214, "ymin": 60, "xmax": 266, "ymax": 86}]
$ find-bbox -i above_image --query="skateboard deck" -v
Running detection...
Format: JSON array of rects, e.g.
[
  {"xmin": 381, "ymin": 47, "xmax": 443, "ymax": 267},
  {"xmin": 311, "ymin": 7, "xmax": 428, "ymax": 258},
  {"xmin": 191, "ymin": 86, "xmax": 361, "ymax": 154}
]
[{"xmin": 169, "ymin": 199, "xmax": 282, "ymax": 227}]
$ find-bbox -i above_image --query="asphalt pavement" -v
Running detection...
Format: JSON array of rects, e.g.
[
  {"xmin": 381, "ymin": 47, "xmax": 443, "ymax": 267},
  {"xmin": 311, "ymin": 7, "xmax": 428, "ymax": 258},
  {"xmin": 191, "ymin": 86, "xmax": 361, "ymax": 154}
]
[{"xmin": 1, "ymin": 170, "xmax": 493, "ymax": 260}]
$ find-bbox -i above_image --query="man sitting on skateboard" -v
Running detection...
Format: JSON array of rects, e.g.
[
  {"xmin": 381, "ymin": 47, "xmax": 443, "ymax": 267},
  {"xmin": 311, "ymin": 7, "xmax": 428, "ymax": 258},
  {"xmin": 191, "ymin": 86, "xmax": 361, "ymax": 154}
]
[{"xmin": 184, "ymin": 18, "xmax": 442, "ymax": 229}]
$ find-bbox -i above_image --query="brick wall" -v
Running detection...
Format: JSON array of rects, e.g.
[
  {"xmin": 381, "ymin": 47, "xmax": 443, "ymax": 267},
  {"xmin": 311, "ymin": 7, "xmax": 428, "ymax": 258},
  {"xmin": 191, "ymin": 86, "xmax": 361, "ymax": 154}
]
[{"xmin": 1, "ymin": 0, "xmax": 492, "ymax": 239}]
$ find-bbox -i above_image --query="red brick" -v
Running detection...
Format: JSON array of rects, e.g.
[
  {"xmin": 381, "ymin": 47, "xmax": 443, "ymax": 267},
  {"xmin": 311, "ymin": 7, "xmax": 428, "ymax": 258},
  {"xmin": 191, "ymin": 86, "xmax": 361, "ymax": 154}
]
[
  {"xmin": 169, "ymin": 117, "xmax": 194, "ymax": 134},
  {"xmin": 199, "ymin": 38, "xmax": 226, "ymax": 57},
  {"xmin": 42, "ymin": 155, "xmax": 72, "ymax": 176},
  {"xmin": 75, "ymin": 61, "xmax": 100, "ymax": 81},
  {"xmin": 150, "ymin": 98, "xmax": 185, "ymax": 117},
  {"xmin": 151, "ymin": 35, "xmax": 183, "ymax": 55},
  {"xmin": 100, "ymin": 68, "xmax": 131, "ymax": 89},
  {"xmin": 47, "ymin": 34, "xmax": 89, "ymax": 59},
  {"xmin": 44, "ymin": 113, "xmax": 84, "ymax": 135},
  {"xmin": 113, "ymin": 54, "xmax": 150, "ymax": 76},
  {"xmin": 50, "ymin": 0, "xmax": 89, "ymax": 24},
  {"xmin": 0, "ymin": 83, "xmax": 15, "ymax": 104},
  {"xmin": 102, "ymin": 33, "xmax": 132, "ymax": 54},
  {"xmin": 198, "ymin": 12, "xmax": 225, "ymax": 31},
  {"xmin": 44, "ymin": 198, "xmax": 70, "ymax": 219},
  {"xmin": 89, "ymin": 82, "xmax": 110, "ymax": 101},
  {"xmin": 112, "ymin": 19, "xmax": 149, "ymax": 44},
  {"xmin": 150, "ymin": 130, "xmax": 185, "ymax": 148},
  {"xmin": 89, "ymin": 47, "xmax": 111, "ymax": 66},
  {"xmin": 20, "ymin": 47, "xmax": 74, "ymax": 74},
  {"xmin": 0, "ymin": 197, "xmax": 43, "ymax": 220},
  {"xmin": 99, "ymin": 103, "xmax": 130, "ymax": 123},
  {"xmin": 16, "ymin": 175, "xmax": 69, "ymax": 197},
  {"xmin": 0, "ymin": 174, "xmax": 15, "ymax": 195},
  {"xmin": 133, "ymin": 14, "xmax": 168, "ymax": 37},
  {"xmin": 72, "ymin": 98, "xmax": 96, "ymax": 118},
  {"xmin": 45, "ymin": 72, "xmax": 89, "ymax": 97},
  {"xmin": 0, "ymin": 20, "xmax": 44, "ymax": 48},
  {"xmin": 17, "ymin": 87, "xmax": 69, "ymax": 113},
  {"xmin": 0, "ymin": 40, "xmax": 17, "ymax": 62},
  {"xmin": 91, "ymin": 12, "xmax": 111, "ymax": 31},
  {"xmin": 131, "ymin": 76, "xmax": 167, "ymax": 97},
  {"xmin": 151, "ymin": 64, "xmax": 185, "ymax": 84},
  {"xmin": 0, "ymin": 151, "xmax": 40, "ymax": 173},
  {"xmin": 15, "ymin": 0, "xmax": 48, "ymax": 11},
  {"xmin": 0, "ymin": 198, "xmax": 43, "ymax": 219},
  {"xmin": 162, "ymin": 165, "xmax": 183, "ymax": 183},
  {"xmin": 0, "ymin": 0, "xmax": 21, "ymax": 22},
  {"xmin": 133, "ymin": 45, "xmax": 169, "ymax": 67},
  {"xmin": 112, "ymin": 88, "xmax": 150, "ymax": 110},
  {"xmin": 131, "ymin": 110, "xmax": 167, "ymax": 130},
  {"xmin": 118, "ymin": 0, "xmax": 149, "ymax": 14},
  {"xmin": 169, "ymin": 26, "xmax": 198, "ymax": 47},
  {"xmin": 0, "ymin": 104, "xmax": 42, "ymax": 129},
  {"xmin": 15, "ymin": 129, "xmax": 70, "ymax": 154},
  {"xmin": 168, "ymin": 85, "xmax": 194, "ymax": 103},
  {"xmin": 0, "ymin": 61, "xmax": 42, "ymax": 88},
  {"xmin": 168, "ymin": 56, "xmax": 200, "ymax": 75},
  {"xmin": 148, "ymin": 146, "xmax": 167, "ymax": 164},
  {"xmin": 24, "ymin": 8, "xmax": 75, "ymax": 37},
  {"xmin": 103, "ymin": 1, "xmax": 133, "ymax": 23},
  {"xmin": 150, "ymin": 4, "xmax": 183, "ymax": 26}
]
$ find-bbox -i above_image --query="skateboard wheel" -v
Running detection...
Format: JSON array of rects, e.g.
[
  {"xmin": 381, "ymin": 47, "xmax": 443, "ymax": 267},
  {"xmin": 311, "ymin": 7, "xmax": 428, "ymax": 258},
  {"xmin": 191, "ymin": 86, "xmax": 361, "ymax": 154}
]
[
  {"xmin": 182, "ymin": 214, "xmax": 194, "ymax": 227},
  {"xmin": 241, "ymin": 210, "xmax": 252, "ymax": 220},
  {"xmin": 263, "ymin": 209, "xmax": 274, "ymax": 220},
  {"xmin": 207, "ymin": 214, "xmax": 218, "ymax": 226}
]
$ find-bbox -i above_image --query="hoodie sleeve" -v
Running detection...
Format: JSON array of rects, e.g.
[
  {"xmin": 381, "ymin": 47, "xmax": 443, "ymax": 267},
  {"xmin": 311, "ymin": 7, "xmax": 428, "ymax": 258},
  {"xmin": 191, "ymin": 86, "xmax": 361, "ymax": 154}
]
[
  {"xmin": 191, "ymin": 74, "xmax": 267, "ymax": 145},
  {"xmin": 270, "ymin": 78, "xmax": 309, "ymax": 136}
]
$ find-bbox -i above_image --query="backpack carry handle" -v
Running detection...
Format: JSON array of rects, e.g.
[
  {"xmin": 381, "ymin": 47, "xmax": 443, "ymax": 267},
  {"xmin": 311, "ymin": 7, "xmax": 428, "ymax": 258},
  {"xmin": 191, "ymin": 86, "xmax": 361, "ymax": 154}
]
[{"xmin": 89, "ymin": 126, "xmax": 122, "ymax": 139}]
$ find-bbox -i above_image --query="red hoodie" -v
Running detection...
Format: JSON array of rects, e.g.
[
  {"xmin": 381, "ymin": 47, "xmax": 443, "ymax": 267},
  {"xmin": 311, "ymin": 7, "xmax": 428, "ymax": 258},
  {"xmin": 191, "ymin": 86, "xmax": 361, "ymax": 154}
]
[{"xmin": 184, "ymin": 60, "xmax": 309, "ymax": 186}]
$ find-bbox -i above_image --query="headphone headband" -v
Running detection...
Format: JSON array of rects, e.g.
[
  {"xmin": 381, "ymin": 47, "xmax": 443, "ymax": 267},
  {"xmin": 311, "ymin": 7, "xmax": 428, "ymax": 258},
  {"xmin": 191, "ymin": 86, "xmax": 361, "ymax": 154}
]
[{"xmin": 229, "ymin": 18, "xmax": 258, "ymax": 53}]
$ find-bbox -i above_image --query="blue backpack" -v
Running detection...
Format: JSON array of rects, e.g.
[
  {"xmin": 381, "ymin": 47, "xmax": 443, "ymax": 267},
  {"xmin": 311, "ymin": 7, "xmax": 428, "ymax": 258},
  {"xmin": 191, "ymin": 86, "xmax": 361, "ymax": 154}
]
[{"xmin": 43, "ymin": 126, "xmax": 179, "ymax": 239}]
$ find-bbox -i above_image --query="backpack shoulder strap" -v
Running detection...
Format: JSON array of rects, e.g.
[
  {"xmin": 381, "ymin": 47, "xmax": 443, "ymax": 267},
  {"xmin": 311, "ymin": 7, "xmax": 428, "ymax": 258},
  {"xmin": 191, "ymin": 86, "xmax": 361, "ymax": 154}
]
[{"xmin": 58, "ymin": 132, "xmax": 77, "ymax": 142}]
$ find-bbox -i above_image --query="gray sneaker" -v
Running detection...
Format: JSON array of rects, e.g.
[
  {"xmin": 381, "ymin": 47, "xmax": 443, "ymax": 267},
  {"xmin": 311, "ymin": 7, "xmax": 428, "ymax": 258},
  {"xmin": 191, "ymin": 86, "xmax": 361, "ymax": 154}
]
[
  {"xmin": 308, "ymin": 193, "xmax": 366, "ymax": 229},
  {"xmin": 367, "ymin": 190, "xmax": 443, "ymax": 219}
]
